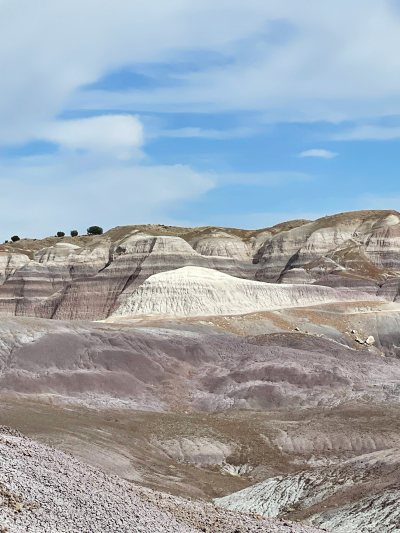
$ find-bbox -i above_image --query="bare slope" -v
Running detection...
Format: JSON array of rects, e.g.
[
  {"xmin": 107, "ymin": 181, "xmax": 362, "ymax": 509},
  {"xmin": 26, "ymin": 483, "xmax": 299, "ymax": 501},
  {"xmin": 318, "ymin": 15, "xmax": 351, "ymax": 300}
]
[
  {"xmin": 1, "ymin": 311, "xmax": 400, "ymax": 412},
  {"xmin": 112, "ymin": 266, "xmax": 382, "ymax": 318},
  {"xmin": 215, "ymin": 449, "xmax": 400, "ymax": 533},
  {"xmin": 0, "ymin": 426, "xmax": 326, "ymax": 533}
]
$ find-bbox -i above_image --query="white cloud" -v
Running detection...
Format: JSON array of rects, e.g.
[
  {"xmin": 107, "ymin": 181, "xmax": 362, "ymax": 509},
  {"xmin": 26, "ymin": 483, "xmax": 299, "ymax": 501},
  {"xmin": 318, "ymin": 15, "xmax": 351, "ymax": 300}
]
[
  {"xmin": 3, "ymin": 0, "xmax": 400, "ymax": 145},
  {"xmin": 333, "ymin": 125, "xmax": 400, "ymax": 141},
  {"xmin": 299, "ymin": 149, "xmax": 338, "ymax": 158},
  {"xmin": 38, "ymin": 115, "xmax": 144, "ymax": 160},
  {"xmin": 0, "ymin": 156, "xmax": 215, "ymax": 240},
  {"xmin": 67, "ymin": 1, "xmax": 400, "ymax": 122},
  {"xmin": 2, "ymin": 0, "xmax": 400, "ymax": 236},
  {"xmin": 0, "ymin": 148, "xmax": 310, "ymax": 239}
]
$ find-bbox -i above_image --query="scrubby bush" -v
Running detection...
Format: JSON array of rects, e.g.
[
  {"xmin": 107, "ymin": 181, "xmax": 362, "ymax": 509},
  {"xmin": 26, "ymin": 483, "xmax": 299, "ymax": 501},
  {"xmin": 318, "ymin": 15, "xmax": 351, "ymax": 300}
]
[
  {"xmin": 70, "ymin": 230, "xmax": 78, "ymax": 237},
  {"xmin": 57, "ymin": 231, "xmax": 65, "ymax": 237},
  {"xmin": 87, "ymin": 226, "xmax": 103, "ymax": 235},
  {"xmin": 11, "ymin": 235, "xmax": 20, "ymax": 242}
]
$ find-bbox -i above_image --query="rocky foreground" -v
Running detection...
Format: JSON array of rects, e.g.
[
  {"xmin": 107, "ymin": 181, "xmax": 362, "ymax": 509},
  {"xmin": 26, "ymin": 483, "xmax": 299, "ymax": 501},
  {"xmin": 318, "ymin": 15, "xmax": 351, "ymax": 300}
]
[{"xmin": 0, "ymin": 426, "xmax": 326, "ymax": 533}]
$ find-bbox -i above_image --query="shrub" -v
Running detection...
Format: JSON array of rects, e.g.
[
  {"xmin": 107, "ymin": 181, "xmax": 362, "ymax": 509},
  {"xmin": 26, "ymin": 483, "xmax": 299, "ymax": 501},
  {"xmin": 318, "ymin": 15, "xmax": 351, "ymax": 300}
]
[
  {"xmin": 4, "ymin": 240, "xmax": 8, "ymax": 243},
  {"xmin": 87, "ymin": 226, "xmax": 103, "ymax": 235},
  {"xmin": 11, "ymin": 235, "xmax": 20, "ymax": 242},
  {"xmin": 70, "ymin": 230, "xmax": 78, "ymax": 237},
  {"xmin": 57, "ymin": 231, "xmax": 65, "ymax": 237}
]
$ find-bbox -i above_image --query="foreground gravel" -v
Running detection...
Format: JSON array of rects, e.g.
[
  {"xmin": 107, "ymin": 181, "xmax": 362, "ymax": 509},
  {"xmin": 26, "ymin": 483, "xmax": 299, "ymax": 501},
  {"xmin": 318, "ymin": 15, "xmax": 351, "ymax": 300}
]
[{"xmin": 0, "ymin": 426, "xmax": 327, "ymax": 533}]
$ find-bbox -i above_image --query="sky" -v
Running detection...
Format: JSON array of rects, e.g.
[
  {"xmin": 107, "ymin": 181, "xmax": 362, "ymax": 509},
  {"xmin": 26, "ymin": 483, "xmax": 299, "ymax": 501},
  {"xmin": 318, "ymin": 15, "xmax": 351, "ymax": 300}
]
[{"xmin": 2, "ymin": 1, "xmax": 400, "ymax": 239}]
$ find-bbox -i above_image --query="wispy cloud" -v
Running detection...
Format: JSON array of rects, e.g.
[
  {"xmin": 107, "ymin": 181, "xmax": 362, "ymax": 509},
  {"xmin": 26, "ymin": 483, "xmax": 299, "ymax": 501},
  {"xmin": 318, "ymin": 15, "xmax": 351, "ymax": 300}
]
[
  {"xmin": 152, "ymin": 127, "xmax": 255, "ymax": 140},
  {"xmin": 0, "ymin": 146, "xmax": 311, "ymax": 240},
  {"xmin": 333, "ymin": 125, "xmax": 400, "ymax": 141},
  {"xmin": 215, "ymin": 171, "xmax": 312, "ymax": 186},
  {"xmin": 4, "ymin": 0, "xmax": 400, "ymax": 145},
  {"xmin": 38, "ymin": 115, "xmax": 144, "ymax": 160},
  {"xmin": 0, "ymin": 157, "xmax": 215, "ymax": 240},
  {"xmin": 354, "ymin": 193, "xmax": 400, "ymax": 211},
  {"xmin": 299, "ymin": 149, "xmax": 338, "ymax": 158}
]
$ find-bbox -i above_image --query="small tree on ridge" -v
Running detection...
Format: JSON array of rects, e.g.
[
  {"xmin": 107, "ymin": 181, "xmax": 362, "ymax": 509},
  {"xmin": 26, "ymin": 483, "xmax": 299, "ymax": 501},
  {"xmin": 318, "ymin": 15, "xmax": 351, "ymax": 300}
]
[{"xmin": 87, "ymin": 226, "xmax": 103, "ymax": 235}]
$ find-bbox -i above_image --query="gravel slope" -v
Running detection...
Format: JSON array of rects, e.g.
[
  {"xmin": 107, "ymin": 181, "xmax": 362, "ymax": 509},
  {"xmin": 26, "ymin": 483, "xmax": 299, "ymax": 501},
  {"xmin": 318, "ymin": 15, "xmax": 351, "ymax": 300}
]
[{"xmin": 0, "ymin": 426, "xmax": 326, "ymax": 533}]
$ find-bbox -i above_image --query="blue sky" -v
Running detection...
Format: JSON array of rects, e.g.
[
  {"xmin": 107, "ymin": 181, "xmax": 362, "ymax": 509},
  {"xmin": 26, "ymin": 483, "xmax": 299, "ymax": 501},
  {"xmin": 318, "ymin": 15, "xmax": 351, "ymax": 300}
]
[{"xmin": 2, "ymin": 1, "xmax": 400, "ymax": 239}]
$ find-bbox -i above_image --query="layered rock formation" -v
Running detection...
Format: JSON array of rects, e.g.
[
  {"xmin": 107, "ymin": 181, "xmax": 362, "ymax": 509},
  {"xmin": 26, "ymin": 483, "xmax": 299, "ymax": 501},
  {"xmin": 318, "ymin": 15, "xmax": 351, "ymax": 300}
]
[
  {"xmin": 255, "ymin": 210, "xmax": 400, "ymax": 282},
  {"xmin": 112, "ymin": 266, "xmax": 380, "ymax": 318},
  {"xmin": 1, "ymin": 210, "xmax": 400, "ymax": 320},
  {"xmin": 2, "ymin": 211, "xmax": 400, "ymax": 533},
  {"xmin": 313, "ymin": 274, "xmax": 380, "ymax": 294},
  {"xmin": 2, "ymin": 313, "xmax": 400, "ymax": 411},
  {"xmin": 0, "ymin": 232, "xmax": 256, "ymax": 320},
  {"xmin": 187, "ymin": 229, "xmax": 252, "ymax": 261},
  {"xmin": 0, "ymin": 252, "xmax": 29, "ymax": 284}
]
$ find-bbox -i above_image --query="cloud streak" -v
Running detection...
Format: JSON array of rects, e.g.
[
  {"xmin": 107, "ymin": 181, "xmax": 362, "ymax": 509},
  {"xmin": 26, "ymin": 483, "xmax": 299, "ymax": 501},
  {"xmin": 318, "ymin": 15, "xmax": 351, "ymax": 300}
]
[
  {"xmin": 299, "ymin": 149, "xmax": 338, "ymax": 158},
  {"xmin": 38, "ymin": 115, "xmax": 144, "ymax": 159},
  {"xmin": 3, "ymin": 0, "xmax": 400, "ymax": 146},
  {"xmin": 333, "ymin": 125, "xmax": 400, "ymax": 141},
  {"xmin": 2, "ymin": 0, "xmax": 400, "ymax": 234},
  {"xmin": 0, "ymin": 157, "xmax": 215, "ymax": 240},
  {"xmin": 152, "ymin": 127, "xmax": 255, "ymax": 140},
  {"xmin": 0, "ymin": 144, "xmax": 311, "ymax": 240}
]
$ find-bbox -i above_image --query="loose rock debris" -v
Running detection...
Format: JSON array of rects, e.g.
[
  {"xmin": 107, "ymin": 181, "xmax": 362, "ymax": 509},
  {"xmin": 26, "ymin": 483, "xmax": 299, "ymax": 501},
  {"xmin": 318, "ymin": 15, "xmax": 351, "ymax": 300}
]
[{"xmin": 0, "ymin": 426, "xmax": 327, "ymax": 533}]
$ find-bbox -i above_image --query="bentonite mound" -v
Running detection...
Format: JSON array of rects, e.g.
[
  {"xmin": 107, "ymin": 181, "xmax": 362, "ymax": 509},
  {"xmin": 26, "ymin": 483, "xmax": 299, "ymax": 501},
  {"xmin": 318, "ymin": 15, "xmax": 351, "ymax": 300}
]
[
  {"xmin": 112, "ymin": 266, "xmax": 381, "ymax": 318},
  {"xmin": 0, "ymin": 426, "xmax": 326, "ymax": 533}
]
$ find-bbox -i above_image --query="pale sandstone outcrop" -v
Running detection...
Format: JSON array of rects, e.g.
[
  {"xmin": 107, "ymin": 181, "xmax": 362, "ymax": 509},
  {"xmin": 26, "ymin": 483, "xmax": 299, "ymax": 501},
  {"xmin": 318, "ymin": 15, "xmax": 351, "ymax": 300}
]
[
  {"xmin": 364, "ymin": 222, "xmax": 400, "ymax": 269},
  {"xmin": 188, "ymin": 230, "xmax": 252, "ymax": 261},
  {"xmin": 0, "ymin": 253, "xmax": 30, "ymax": 285},
  {"xmin": 34, "ymin": 242, "xmax": 81, "ymax": 263},
  {"xmin": 45, "ymin": 234, "xmax": 256, "ymax": 320},
  {"xmin": 112, "ymin": 266, "xmax": 381, "ymax": 318},
  {"xmin": 36, "ymin": 241, "xmax": 109, "ymax": 278}
]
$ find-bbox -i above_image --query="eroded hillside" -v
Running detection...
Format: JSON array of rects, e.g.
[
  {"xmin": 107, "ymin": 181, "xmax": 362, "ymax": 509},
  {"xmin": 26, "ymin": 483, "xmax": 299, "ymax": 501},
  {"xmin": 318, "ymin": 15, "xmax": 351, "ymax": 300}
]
[
  {"xmin": 1, "ymin": 210, "xmax": 400, "ymax": 320},
  {"xmin": 2, "ymin": 210, "xmax": 400, "ymax": 532}
]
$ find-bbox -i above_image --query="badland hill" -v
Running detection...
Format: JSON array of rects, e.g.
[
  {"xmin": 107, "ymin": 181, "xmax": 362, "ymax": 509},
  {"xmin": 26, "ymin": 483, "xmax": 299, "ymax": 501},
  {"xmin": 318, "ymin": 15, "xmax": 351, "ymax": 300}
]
[{"xmin": 2, "ymin": 210, "xmax": 400, "ymax": 532}]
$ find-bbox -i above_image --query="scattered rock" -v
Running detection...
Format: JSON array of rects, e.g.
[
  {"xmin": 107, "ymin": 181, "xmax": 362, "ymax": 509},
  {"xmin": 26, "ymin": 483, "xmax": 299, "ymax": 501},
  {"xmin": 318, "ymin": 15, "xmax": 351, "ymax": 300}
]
[{"xmin": 0, "ymin": 429, "xmax": 327, "ymax": 533}]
